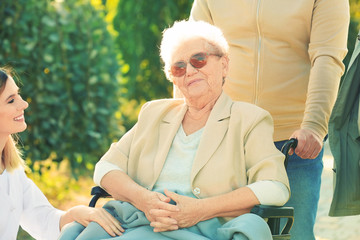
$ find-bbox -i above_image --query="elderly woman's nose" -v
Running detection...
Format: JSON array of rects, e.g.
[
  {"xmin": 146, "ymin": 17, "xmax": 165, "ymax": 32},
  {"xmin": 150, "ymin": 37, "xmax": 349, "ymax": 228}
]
[{"xmin": 186, "ymin": 62, "xmax": 199, "ymax": 75}]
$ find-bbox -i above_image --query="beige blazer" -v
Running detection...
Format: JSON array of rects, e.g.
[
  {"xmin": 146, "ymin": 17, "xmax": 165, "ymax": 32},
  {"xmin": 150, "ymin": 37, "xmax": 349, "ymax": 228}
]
[{"xmin": 96, "ymin": 92, "xmax": 290, "ymax": 199}]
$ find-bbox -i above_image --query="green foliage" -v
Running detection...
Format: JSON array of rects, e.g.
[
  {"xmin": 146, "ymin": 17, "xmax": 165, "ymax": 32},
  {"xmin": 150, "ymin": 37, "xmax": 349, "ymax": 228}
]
[
  {"xmin": 0, "ymin": 0, "xmax": 123, "ymax": 173},
  {"xmin": 27, "ymin": 157, "xmax": 85, "ymax": 206},
  {"xmin": 17, "ymin": 227, "xmax": 35, "ymax": 240},
  {"xmin": 113, "ymin": 0, "xmax": 193, "ymax": 130},
  {"xmin": 344, "ymin": 1, "xmax": 360, "ymax": 68}
]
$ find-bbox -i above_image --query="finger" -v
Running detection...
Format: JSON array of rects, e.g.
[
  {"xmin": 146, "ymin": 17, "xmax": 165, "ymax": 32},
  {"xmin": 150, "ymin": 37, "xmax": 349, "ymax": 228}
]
[
  {"xmin": 157, "ymin": 193, "xmax": 171, "ymax": 203},
  {"xmin": 91, "ymin": 209, "xmax": 124, "ymax": 236},
  {"xmin": 157, "ymin": 200, "xmax": 180, "ymax": 212},
  {"xmin": 150, "ymin": 221, "xmax": 178, "ymax": 232},
  {"xmin": 309, "ymin": 144, "xmax": 322, "ymax": 159},
  {"xmin": 96, "ymin": 220, "xmax": 118, "ymax": 237},
  {"xmin": 308, "ymin": 148, "xmax": 318, "ymax": 160},
  {"xmin": 300, "ymin": 141, "xmax": 313, "ymax": 159},
  {"xmin": 97, "ymin": 218, "xmax": 123, "ymax": 237},
  {"xmin": 150, "ymin": 209, "xmax": 177, "ymax": 221},
  {"xmin": 304, "ymin": 142, "xmax": 318, "ymax": 159},
  {"xmin": 153, "ymin": 225, "xmax": 179, "ymax": 232},
  {"xmin": 151, "ymin": 216, "xmax": 177, "ymax": 226},
  {"xmin": 294, "ymin": 137, "xmax": 306, "ymax": 156},
  {"xmin": 299, "ymin": 136, "xmax": 321, "ymax": 159},
  {"xmin": 164, "ymin": 189, "xmax": 179, "ymax": 202},
  {"xmin": 78, "ymin": 220, "xmax": 90, "ymax": 227},
  {"xmin": 288, "ymin": 148, "xmax": 294, "ymax": 156},
  {"xmin": 100, "ymin": 209, "xmax": 125, "ymax": 233}
]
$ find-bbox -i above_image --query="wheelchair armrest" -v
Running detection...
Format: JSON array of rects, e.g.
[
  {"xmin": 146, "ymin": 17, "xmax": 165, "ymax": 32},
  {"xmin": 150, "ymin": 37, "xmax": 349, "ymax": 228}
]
[
  {"xmin": 251, "ymin": 205, "xmax": 294, "ymax": 237},
  {"xmin": 251, "ymin": 205, "xmax": 293, "ymax": 218},
  {"xmin": 89, "ymin": 186, "xmax": 111, "ymax": 207}
]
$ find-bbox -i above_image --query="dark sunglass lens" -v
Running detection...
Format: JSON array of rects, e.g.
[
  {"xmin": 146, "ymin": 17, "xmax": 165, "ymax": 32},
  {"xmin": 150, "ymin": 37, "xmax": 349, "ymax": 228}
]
[
  {"xmin": 171, "ymin": 61, "xmax": 187, "ymax": 77},
  {"xmin": 190, "ymin": 53, "xmax": 207, "ymax": 68}
]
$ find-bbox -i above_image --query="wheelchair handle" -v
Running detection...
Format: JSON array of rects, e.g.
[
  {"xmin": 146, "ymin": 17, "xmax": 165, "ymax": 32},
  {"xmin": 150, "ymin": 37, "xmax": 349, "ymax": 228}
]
[{"xmin": 281, "ymin": 138, "xmax": 298, "ymax": 169}]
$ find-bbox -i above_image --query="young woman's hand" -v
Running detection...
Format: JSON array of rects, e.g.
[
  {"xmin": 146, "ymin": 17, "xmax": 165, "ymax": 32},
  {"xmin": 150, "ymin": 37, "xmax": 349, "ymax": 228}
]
[{"xmin": 63, "ymin": 205, "xmax": 124, "ymax": 237}]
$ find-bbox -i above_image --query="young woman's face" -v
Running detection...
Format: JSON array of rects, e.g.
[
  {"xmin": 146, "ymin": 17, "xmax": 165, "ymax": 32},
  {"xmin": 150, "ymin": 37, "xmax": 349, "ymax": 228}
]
[{"xmin": 0, "ymin": 76, "xmax": 28, "ymax": 137}]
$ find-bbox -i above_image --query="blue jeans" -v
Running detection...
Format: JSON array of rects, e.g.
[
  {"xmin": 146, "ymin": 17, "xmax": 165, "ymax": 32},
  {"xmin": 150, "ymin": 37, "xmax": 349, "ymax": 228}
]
[{"xmin": 275, "ymin": 140, "xmax": 324, "ymax": 240}]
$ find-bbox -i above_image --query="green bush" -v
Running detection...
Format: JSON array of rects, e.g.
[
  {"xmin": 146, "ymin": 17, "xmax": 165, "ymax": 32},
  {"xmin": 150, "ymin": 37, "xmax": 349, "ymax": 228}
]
[
  {"xmin": 0, "ymin": 0, "xmax": 122, "ymax": 174},
  {"xmin": 113, "ymin": 0, "xmax": 193, "ymax": 130},
  {"xmin": 345, "ymin": 1, "xmax": 360, "ymax": 69}
]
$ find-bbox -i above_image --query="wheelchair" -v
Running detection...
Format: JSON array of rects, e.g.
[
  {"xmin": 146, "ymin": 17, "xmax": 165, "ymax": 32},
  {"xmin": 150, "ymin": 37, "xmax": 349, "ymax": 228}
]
[{"xmin": 89, "ymin": 139, "xmax": 297, "ymax": 240}]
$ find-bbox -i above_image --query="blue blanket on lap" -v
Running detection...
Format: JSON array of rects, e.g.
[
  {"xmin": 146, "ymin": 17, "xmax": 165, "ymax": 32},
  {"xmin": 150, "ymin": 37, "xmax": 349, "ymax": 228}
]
[{"xmin": 59, "ymin": 200, "xmax": 272, "ymax": 240}]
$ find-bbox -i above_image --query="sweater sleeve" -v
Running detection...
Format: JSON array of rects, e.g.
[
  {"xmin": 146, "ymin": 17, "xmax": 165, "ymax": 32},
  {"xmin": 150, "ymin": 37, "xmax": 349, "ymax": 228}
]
[
  {"xmin": 189, "ymin": 0, "xmax": 213, "ymax": 23},
  {"xmin": 303, "ymin": 0, "xmax": 349, "ymax": 139},
  {"xmin": 19, "ymin": 170, "xmax": 64, "ymax": 240}
]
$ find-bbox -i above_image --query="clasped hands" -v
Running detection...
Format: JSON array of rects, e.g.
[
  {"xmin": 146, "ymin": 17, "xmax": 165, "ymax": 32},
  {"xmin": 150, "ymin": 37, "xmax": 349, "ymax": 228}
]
[{"xmin": 137, "ymin": 189, "xmax": 204, "ymax": 232}]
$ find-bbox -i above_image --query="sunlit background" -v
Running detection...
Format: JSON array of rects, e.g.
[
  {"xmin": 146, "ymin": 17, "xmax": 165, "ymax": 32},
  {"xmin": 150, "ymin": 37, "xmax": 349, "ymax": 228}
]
[{"xmin": 0, "ymin": 0, "xmax": 359, "ymax": 239}]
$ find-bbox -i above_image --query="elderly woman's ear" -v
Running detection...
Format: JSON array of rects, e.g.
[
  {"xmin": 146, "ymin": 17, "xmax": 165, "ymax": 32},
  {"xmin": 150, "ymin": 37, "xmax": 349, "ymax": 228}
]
[{"xmin": 221, "ymin": 56, "xmax": 229, "ymax": 79}]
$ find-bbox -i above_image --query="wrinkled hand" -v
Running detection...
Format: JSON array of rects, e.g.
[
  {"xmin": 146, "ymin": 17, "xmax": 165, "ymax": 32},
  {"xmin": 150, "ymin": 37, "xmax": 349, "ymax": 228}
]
[
  {"xmin": 289, "ymin": 129, "xmax": 323, "ymax": 159},
  {"xmin": 68, "ymin": 205, "xmax": 124, "ymax": 237},
  {"xmin": 135, "ymin": 190, "xmax": 179, "ymax": 231},
  {"xmin": 149, "ymin": 189, "xmax": 203, "ymax": 232}
]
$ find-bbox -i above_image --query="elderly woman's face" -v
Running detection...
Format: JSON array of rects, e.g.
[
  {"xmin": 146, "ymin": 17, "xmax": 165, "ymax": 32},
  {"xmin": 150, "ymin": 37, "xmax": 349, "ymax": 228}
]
[{"xmin": 171, "ymin": 39, "xmax": 228, "ymax": 101}]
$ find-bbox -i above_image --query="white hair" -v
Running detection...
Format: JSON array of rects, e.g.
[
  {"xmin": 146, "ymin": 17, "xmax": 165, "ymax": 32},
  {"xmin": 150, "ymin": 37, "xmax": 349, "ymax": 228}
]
[{"xmin": 160, "ymin": 20, "xmax": 229, "ymax": 81}]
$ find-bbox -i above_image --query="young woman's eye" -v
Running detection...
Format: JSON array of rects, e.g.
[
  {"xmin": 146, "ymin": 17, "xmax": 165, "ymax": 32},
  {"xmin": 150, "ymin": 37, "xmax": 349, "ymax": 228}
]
[{"xmin": 8, "ymin": 99, "xmax": 15, "ymax": 104}]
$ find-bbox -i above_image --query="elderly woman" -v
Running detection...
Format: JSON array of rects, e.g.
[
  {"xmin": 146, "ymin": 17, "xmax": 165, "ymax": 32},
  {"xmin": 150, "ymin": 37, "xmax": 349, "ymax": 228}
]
[{"xmin": 59, "ymin": 20, "xmax": 290, "ymax": 240}]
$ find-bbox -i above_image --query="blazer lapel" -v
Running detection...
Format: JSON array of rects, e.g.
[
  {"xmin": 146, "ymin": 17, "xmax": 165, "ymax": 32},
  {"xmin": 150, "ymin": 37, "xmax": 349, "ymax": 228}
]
[
  {"xmin": 191, "ymin": 92, "xmax": 232, "ymax": 182},
  {"xmin": 152, "ymin": 102, "xmax": 187, "ymax": 185}
]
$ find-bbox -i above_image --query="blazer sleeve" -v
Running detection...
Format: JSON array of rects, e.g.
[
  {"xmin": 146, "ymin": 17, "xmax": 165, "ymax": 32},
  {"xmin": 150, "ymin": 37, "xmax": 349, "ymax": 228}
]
[
  {"xmin": 93, "ymin": 102, "xmax": 153, "ymax": 185},
  {"xmin": 243, "ymin": 109, "xmax": 290, "ymax": 190},
  {"xmin": 93, "ymin": 123, "xmax": 137, "ymax": 186}
]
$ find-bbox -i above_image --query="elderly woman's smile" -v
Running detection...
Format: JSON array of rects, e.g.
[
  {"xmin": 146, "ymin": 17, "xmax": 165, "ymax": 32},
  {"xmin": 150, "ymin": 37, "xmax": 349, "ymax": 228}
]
[{"xmin": 187, "ymin": 78, "xmax": 203, "ymax": 86}]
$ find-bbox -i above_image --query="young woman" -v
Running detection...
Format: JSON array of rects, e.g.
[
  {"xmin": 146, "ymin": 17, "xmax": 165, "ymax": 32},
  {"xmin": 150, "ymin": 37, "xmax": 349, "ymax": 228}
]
[{"xmin": 0, "ymin": 67, "xmax": 124, "ymax": 240}]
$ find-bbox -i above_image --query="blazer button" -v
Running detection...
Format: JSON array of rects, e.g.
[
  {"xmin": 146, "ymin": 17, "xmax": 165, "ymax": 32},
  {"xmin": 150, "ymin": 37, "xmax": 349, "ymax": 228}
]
[{"xmin": 193, "ymin": 187, "xmax": 201, "ymax": 195}]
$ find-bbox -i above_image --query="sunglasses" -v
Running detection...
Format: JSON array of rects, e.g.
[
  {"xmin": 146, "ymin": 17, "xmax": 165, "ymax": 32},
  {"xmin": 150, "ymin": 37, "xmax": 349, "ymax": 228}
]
[{"xmin": 170, "ymin": 52, "xmax": 221, "ymax": 77}]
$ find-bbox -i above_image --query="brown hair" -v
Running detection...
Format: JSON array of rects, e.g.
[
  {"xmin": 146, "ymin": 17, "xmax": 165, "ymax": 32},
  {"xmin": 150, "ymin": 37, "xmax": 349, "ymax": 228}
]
[{"xmin": 0, "ymin": 67, "xmax": 25, "ymax": 172}]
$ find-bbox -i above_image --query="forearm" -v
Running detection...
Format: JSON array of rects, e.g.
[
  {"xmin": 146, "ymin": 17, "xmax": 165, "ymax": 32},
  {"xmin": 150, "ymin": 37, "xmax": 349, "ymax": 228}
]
[
  {"xmin": 100, "ymin": 170, "xmax": 149, "ymax": 209},
  {"xmin": 59, "ymin": 211, "xmax": 74, "ymax": 230},
  {"xmin": 198, "ymin": 187, "xmax": 260, "ymax": 221},
  {"xmin": 305, "ymin": 0, "xmax": 349, "ymax": 139},
  {"xmin": 303, "ymin": 56, "xmax": 343, "ymax": 139}
]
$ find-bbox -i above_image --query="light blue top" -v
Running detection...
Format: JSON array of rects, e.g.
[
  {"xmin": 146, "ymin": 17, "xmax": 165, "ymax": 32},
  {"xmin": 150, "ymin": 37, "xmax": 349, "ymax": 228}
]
[{"xmin": 153, "ymin": 125, "xmax": 204, "ymax": 196}]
